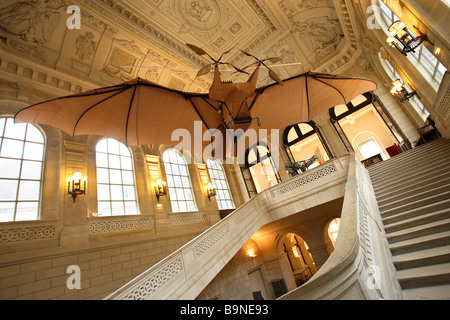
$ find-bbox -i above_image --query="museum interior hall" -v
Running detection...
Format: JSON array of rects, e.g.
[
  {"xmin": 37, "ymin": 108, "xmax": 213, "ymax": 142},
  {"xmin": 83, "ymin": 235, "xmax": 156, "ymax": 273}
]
[{"xmin": 0, "ymin": 0, "xmax": 449, "ymax": 300}]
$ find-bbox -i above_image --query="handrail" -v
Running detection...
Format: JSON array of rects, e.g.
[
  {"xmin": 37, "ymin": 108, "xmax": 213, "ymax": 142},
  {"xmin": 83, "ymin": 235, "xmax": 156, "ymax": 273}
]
[
  {"xmin": 279, "ymin": 153, "xmax": 402, "ymax": 300},
  {"xmin": 105, "ymin": 156, "xmax": 349, "ymax": 300}
]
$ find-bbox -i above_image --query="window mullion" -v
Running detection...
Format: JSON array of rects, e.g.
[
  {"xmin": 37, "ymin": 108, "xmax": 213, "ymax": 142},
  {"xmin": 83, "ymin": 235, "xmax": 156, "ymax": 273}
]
[{"xmin": 13, "ymin": 124, "xmax": 29, "ymax": 221}]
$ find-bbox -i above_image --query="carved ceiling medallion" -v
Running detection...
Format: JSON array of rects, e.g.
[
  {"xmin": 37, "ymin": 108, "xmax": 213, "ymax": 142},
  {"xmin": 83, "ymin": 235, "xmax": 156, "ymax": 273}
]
[{"xmin": 177, "ymin": 0, "xmax": 221, "ymax": 30}]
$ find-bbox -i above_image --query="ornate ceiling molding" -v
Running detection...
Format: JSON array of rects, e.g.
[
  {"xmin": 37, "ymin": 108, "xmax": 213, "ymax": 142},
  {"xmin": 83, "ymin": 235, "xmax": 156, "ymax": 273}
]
[{"xmin": 0, "ymin": 0, "xmax": 369, "ymax": 99}]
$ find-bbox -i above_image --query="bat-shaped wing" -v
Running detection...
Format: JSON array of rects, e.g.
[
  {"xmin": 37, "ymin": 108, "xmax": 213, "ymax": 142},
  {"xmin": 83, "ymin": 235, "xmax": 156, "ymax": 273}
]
[
  {"xmin": 15, "ymin": 78, "xmax": 224, "ymax": 149},
  {"xmin": 247, "ymin": 72, "xmax": 377, "ymax": 132}
]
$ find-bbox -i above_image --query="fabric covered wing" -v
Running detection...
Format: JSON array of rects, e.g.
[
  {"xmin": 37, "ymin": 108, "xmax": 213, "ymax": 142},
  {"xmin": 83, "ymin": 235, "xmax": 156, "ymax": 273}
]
[
  {"xmin": 15, "ymin": 78, "xmax": 223, "ymax": 149},
  {"xmin": 247, "ymin": 72, "xmax": 377, "ymax": 132}
]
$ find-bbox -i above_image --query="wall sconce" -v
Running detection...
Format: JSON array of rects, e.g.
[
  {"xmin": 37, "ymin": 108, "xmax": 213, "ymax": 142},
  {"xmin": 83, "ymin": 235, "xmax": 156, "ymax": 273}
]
[
  {"xmin": 390, "ymin": 79, "xmax": 416, "ymax": 102},
  {"xmin": 68, "ymin": 172, "xmax": 86, "ymax": 202},
  {"xmin": 153, "ymin": 178, "xmax": 167, "ymax": 202},
  {"xmin": 387, "ymin": 21, "xmax": 424, "ymax": 56},
  {"xmin": 206, "ymin": 183, "xmax": 216, "ymax": 201}
]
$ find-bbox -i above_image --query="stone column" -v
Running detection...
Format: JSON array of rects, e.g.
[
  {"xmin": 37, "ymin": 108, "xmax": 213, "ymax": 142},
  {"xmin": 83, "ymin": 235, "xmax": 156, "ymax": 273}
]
[
  {"xmin": 60, "ymin": 139, "xmax": 89, "ymax": 246},
  {"xmin": 313, "ymin": 111, "xmax": 351, "ymax": 158}
]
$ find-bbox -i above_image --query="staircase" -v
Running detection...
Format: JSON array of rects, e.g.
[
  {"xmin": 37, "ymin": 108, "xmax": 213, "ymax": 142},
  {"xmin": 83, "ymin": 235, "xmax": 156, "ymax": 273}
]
[{"xmin": 367, "ymin": 139, "xmax": 450, "ymax": 300}]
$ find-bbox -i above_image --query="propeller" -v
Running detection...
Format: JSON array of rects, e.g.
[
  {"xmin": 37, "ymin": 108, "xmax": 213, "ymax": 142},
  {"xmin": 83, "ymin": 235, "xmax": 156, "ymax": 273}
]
[
  {"xmin": 240, "ymin": 50, "xmax": 283, "ymax": 85},
  {"xmin": 186, "ymin": 43, "xmax": 248, "ymax": 77}
]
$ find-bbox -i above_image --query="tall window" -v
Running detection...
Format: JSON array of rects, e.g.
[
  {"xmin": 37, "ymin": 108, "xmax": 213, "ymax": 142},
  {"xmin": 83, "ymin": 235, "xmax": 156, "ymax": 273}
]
[
  {"xmin": 378, "ymin": 0, "xmax": 399, "ymax": 26},
  {"xmin": 0, "ymin": 117, "xmax": 44, "ymax": 222},
  {"xmin": 206, "ymin": 159, "xmax": 235, "ymax": 210},
  {"xmin": 96, "ymin": 138, "xmax": 138, "ymax": 216},
  {"xmin": 163, "ymin": 150, "xmax": 197, "ymax": 213},
  {"xmin": 245, "ymin": 142, "xmax": 281, "ymax": 193},
  {"xmin": 409, "ymin": 46, "xmax": 447, "ymax": 84},
  {"xmin": 380, "ymin": 54, "xmax": 430, "ymax": 121},
  {"xmin": 378, "ymin": 0, "xmax": 447, "ymax": 86}
]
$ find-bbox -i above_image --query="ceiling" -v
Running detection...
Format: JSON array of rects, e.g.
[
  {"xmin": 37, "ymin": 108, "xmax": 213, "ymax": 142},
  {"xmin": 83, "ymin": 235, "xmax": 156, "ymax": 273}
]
[{"xmin": 0, "ymin": 0, "xmax": 362, "ymax": 96}]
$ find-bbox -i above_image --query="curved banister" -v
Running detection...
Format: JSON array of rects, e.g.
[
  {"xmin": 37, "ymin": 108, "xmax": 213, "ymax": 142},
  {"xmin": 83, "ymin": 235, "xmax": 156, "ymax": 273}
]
[
  {"xmin": 279, "ymin": 153, "xmax": 402, "ymax": 300},
  {"xmin": 104, "ymin": 154, "xmax": 400, "ymax": 300}
]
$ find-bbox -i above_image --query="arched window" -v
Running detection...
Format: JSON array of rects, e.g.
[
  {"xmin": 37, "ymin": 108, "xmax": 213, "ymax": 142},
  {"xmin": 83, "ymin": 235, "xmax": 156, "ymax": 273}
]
[
  {"xmin": 379, "ymin": 54, "xmax": 430, "ymax": 121},
  {"xmin": 0, "ymin": 117, "xmax": 45, "ymax": 222},
  {"xmin": 206, "ymin": 159, "xmax": 235, "ymax": 210},
  {"xmin": 163, "ymin": 150, "xmax": 197, "ymax": 213},
  {"xmin": 283, "ymin": 121, "xmax": 331, "ymax": 169},
  {"xmin": 327, "ymin": 218, "xmax": 341, "ymax": 247},
  {"xmin": 329, "ymin": 93, "xmax": 374, "ymax": 121},
  {"xmin": 95, "ymin": 138, "xmax": 138, "ymax": 216},
  {"xmin": 377, "ymin": 1, "xmax": 447, "ymax": 87}
]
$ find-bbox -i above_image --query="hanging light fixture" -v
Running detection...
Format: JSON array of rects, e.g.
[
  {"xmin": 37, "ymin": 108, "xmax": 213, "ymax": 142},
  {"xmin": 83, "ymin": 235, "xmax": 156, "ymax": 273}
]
[
  {"xmin": 387, "ymin": 21, "xmax": 424, "ymax": 56},
  {"xmin": 153, "ymin": 178, "xmax": 167, "ymax": 202},
  {"xmin": 68, "ymin": 172, "xmax": 87, "ymax": 202},
  {"xmin": 390, "ymin": 79, "xmax": 416, "ymax": 102},
  {"xmin": 206, "ymin": 183, "xmax": 216, "ymax": 201}
]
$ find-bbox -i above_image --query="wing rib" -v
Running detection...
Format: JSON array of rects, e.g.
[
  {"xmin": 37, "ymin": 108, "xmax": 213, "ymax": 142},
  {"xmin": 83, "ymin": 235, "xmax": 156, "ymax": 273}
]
[{"xmin": 72, "ymin": 87, "xmax": 130, "ymax": 136}]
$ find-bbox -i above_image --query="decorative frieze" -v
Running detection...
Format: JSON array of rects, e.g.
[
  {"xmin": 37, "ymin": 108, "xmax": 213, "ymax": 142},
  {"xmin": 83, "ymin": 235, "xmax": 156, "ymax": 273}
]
[
  {"xmin": 435, "ymin": 80, "xmax": 449, "ymax": 120},
  {"xmin": 169, "ymin": 213, "xmax": 207, "ymax": 225},
  {"xmin": 232, "ymin": 203, "xmax": 255, "ymax": 225},
  {"xmin": 0, "ymin": 224, "xmax": 57, "ymax": 243},
  {"xmin": 194, "ymin": 222, "xmax": 230, "ymax": 256},
  {"xmin": 122, "ymin": 256, "xmax": 184, "ymax": 300},
  {"xmin": 270, "ymin": 163, "xmax": 337, "ymax": 198},
  {"xmin": 89, "ymin": 216, "xmax": 152, "ymax": 234}
]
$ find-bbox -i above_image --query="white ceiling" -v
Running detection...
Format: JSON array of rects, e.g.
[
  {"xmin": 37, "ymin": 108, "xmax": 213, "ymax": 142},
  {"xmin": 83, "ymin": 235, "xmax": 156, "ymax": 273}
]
[{"xmin": 0, "ymin": 0, "xmax": 361, "ymax": 95}]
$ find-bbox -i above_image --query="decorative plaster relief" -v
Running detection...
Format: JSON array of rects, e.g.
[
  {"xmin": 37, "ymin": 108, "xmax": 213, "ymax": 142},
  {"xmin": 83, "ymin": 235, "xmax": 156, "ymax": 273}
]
[
  {"xmin": 293, "ymin": 17, "xmax": 343, "ymax": 61},
  {"xmin": 0, "ymin": 0, "xmax": 65, "ymax": 58},
  {"xmin": 102, "ymin": 39, "xmax": 145, "ymax": 81},
  {"xmin": 178, "ymin": 0, "xmax": 221, "ymax": 28},
  {"xmin": 353, "ymin": 55, "xmax": 374, "ymax": 73},
  {"xmin": 75, "ymin": 32, "xmax": 97, "ymax": 61}
]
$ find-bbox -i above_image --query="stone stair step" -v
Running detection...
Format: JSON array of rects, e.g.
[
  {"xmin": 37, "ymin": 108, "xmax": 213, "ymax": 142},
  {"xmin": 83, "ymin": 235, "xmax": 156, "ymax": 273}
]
[
  {"xmin": 393, "ymin": 245, "xmax": 450, "ymax": 270},
  {"xmin": 387, "ymin": 218, "xmax": 450, "ymax": 243},
  {"xmin": 379, "ymin": 184, "xmax": 450, "ymax": 212},
  {"xmin": 369, "ymin": 153, "xmax": 449, "ymax": 179},
  {"xmin": 381, "ymin": 198, "xmax": 450, "ymax": 221},
  {"xmin": 384, "ymin": 208, "xmax": 450, "ymax": 233},
  {"xmin": 389, "ymin": 231, "xmax": 450, "ymax": 255},
  {"xmin": 368, "ymin": 139, "xmax": 449, "ymax": 174},
  {"xmin": 397, "ymin": 262, "xmax": 450, "ymax": 290},
  {"xmin": 374, "ymin": 170, "xmax": 450, "ymax": 199},
  {"xmin": 402, "ymin": 284, "xmax": 450, "ymax": 300},
  {"xmin": 376, "ymin": 177, "xmax": 450, "ymax": 206},
  {"xmin": 371, "ymin": 164, "xmax": 450, "ymax": 189},
  {"xmin": 368, "ymin": 139, "xmax": 450, "ymax": 300}
]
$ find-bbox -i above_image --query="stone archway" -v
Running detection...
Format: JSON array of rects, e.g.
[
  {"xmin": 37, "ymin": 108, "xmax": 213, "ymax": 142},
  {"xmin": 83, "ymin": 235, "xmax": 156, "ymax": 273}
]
[{"xmin": 277, "ymin": 232, "xmax": 318, "ymax": 289}]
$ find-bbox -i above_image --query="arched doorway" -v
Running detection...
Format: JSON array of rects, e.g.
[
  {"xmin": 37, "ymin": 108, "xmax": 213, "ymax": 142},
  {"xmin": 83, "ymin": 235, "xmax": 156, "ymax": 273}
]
[
  {"xmin": 242, "ymin": 142, "xmax": 281, "ymax": 194},
  {"xmin": 281, "ymin": 233, "xmax": 317, "ymax": 288},
  {"xmin": 329, "ymin": 92, "xmax": 411, "ymax": 166}
]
